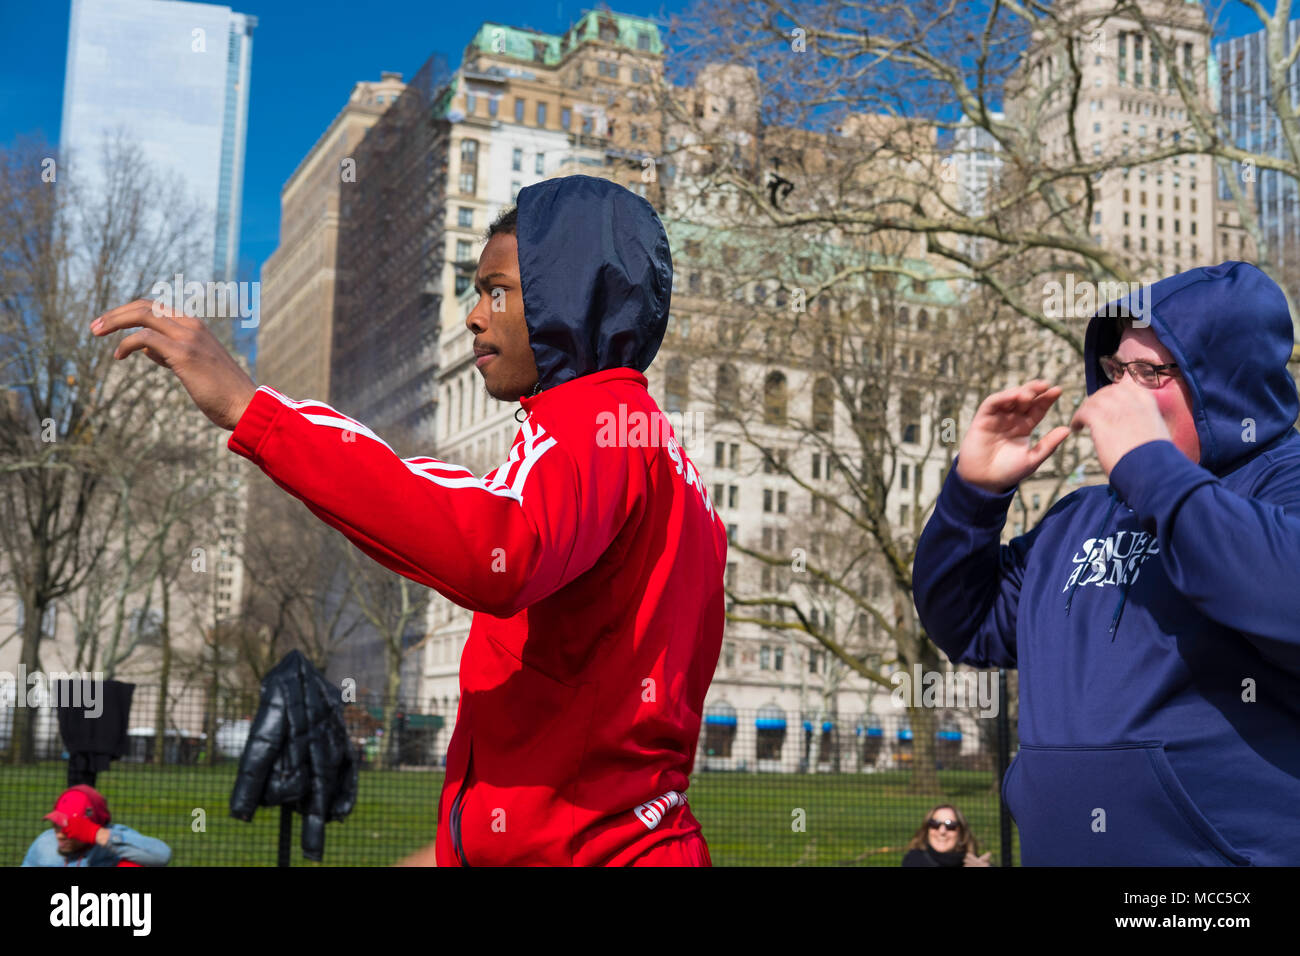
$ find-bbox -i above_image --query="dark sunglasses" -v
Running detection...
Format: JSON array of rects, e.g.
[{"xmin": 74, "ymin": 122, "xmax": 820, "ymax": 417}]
[{"xmin": 928, "ymin": 818, "xmax": 960, "ymax": 832}]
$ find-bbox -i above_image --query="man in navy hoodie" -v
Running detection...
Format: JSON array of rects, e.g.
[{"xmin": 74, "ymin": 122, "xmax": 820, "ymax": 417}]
[{"xmin": 913, "ymin": 261, "xmax": 1300, "ymax": 865}]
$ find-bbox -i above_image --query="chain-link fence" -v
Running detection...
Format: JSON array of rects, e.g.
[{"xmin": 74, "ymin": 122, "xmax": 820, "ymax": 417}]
[{"xmin": 2, "ymin": 685, "xmax": 1018, "ymax": 866}]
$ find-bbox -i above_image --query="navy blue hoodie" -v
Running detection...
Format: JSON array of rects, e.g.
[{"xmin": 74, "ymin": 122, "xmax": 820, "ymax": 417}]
[{"xmin": 913, "ymin": 261, "xmax": 1300, "ymax": 865}]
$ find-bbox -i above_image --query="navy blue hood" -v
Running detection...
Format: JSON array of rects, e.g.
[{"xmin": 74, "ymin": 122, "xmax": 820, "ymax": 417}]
[
  {"xmin": 514, "ymin": 175, "xmax": 672, "ymax": 392},
  {"xmin": 1084, "ymin": 260, "xmax": 1299, "ymax": 476}
]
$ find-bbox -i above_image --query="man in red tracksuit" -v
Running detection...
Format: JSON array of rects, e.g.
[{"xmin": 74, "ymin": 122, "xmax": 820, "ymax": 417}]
[{"xmin": 91, "ymin": 175, "xmax": 726, "ymax": 866}]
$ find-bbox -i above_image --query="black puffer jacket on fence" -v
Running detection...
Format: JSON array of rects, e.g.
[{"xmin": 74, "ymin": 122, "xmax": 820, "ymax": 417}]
[{"xmin": 229, "ymin": 650, "xmax": 358, "ymax": 861}]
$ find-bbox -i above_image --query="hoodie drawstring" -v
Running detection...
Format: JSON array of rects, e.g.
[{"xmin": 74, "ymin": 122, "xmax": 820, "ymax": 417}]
[{"xmin": 1063, "ymin": 487, "xmax": 1131, "ymax": 638}]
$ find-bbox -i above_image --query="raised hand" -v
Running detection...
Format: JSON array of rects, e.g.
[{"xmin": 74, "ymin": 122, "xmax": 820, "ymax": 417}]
[
  {"xmin": 1069, "ymin": 376, "xmax": 1173, "ymax": 476},
  {"xmin": 956, "ymin": 380, "xmax": 1072, "ymax": 494},
  {"xmin": 91, "ymin": 299, "xmax": 257, "ymax": 431}
]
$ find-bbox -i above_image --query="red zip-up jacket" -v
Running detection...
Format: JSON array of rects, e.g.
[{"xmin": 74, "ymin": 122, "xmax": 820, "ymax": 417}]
[{"xmin": 228, "ymin": 368, "xmax": 727, "ymax": 865}]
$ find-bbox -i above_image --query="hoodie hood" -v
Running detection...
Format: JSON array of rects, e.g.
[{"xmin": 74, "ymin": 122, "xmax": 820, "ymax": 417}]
[
  {"xmin": 514, "ymin": 175, "xmax": 672, "ymax": 392},
  {"xmin": 1084, "ymin": 260, "xmax": 1299, "ymax": 477}
]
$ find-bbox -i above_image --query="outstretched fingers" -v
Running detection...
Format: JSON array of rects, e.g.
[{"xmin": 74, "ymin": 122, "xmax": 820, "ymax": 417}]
[
  {"xmin": 1027, "ymin": 425, "xmax": 1072, "ymax": 467},
  {"xmin": 91, "ymin": 298, "xmax": 194, "ymax": 339},
  {"xmin": 113, "ymin": 328, "xmax": 175, "ymax": 365}
]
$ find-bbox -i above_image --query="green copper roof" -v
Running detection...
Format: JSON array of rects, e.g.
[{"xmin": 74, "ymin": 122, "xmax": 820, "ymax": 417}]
[
  {"xmin": 565, "ymin": 9, "xmax": 663, "ymax": 55},
  {"xmin": 469, "ymin": 23, "xmax": 565, "ymax": 64},
  {"xmin": 467, "ymin": 9, "xmax": 663, "ymax": 65},
  {"xmin": 663, "ymin": 218, "xmax": 959, "ymax": 306}
]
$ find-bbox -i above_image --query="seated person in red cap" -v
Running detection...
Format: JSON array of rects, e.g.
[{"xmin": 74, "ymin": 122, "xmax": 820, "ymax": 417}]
[{"xmin": 21, "ymin": 785, "xmax": 171, "ymax": 867}]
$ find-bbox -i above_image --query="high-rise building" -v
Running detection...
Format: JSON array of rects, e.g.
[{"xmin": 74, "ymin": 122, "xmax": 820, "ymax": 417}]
[
  {"xmin": 1216, "ymin": 24, "xmax": 1293, "ymax": 270},
  {"xmin": 61, "ymin": 0, "xmax": 256, "ymax": 281},
  {"xmin": 1008, "ymin": 0, "xmax": 1218, "ymax": 280},
  {"xmin": 952, "ymin": 114, "xmax": 1005, "ymax": 218},
  {"xmin": 330, "ymin": 55, "xmax": 452, "ymax": 449},
  {"xmin": 259, "ymin": 74, "xmax": 406, "ymax": 401}
]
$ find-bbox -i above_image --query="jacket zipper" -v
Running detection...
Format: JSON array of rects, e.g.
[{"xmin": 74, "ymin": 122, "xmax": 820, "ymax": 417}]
[{"xmin": 450, "ymin": 745, "xmax": 472, "ymax": 867}]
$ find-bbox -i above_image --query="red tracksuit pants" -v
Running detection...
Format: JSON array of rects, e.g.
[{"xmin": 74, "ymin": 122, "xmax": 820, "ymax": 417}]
[{"xmin": 628, "ymin": 832, "xmax": 712, "ymax": 866}]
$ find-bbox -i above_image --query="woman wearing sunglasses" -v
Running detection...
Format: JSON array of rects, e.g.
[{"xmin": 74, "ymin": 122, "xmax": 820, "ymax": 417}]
[{"xmin": 901, "ymin": 804, "xmax": 992, "ymax": 867}]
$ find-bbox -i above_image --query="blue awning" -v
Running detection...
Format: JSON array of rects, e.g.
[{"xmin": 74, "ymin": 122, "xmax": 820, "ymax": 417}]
[
  {"xmin": 856, "ymin": 726, "xmax": 883, "ymax": 738},
  {"xmin": 705, "ymin": 714, "xmax": 737, "ymax": 727},
  {"xmin": 802, "ymin": 720, "xmax": 835, "ymax": 732},
  {"xmin": 756, "ymin": 718, "xmax": 787, "ymax": 730},
  {"xmin": 897, "ymin": 729, "xmax": 963, "ymax": 741}
]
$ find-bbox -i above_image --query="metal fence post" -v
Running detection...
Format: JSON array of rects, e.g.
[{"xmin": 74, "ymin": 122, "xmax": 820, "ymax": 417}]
[
  {"xmin": 277, "ymin": 805, "xmax": 292, "ymax": 867},
  {"xmin": 996, "ymin": 667, "xmax": 1012, "ymax": 866}
]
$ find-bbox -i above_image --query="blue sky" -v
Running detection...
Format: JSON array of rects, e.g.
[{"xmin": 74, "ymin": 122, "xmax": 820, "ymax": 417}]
[
  {"xmin": 2, "ymin": 0, "xmax": 680, "ymax": 283},
  {"xmin": 0, "ymin": 1, "xmax": 1281, "ymax": 296}
]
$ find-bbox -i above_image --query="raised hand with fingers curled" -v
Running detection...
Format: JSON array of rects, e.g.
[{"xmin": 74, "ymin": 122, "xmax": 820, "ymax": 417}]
[
  {"xmin": 954, "ymin": 379, "xmax": 1073, "ymax": 494},
  {"xmin": 91, "ymin": 298, "xmax": 257, "ymax": 431}
]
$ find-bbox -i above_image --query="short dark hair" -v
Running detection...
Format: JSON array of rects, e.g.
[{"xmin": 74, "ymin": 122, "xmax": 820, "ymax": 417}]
[
  {"xmin": 1112, "ymin": 312, "xmax": 1133, "ymax": 340},
  {"xmin": 486, "ymin": 205, "xmax": 517, "ymax": 241}
]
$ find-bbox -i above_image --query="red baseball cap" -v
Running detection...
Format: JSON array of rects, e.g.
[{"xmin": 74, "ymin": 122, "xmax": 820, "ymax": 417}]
[{"xmin": 44, "ymin": 785, "xmax": 111, "ymax": 827}]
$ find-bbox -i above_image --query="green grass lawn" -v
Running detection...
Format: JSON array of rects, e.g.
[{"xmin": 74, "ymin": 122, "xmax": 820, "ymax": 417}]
[{"xmin": 1, "ymin": 762, "xmax": 1018, "ymax": 866}]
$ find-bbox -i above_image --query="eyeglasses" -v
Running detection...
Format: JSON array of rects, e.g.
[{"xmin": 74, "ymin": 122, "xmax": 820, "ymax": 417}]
[
  {"xmin": 1100, "ymin": 354, "xmax": 1180, "ymax": 388},
  {"xmin": 928, "ymin": 818, "xmax": 959, "ymax": 832}
]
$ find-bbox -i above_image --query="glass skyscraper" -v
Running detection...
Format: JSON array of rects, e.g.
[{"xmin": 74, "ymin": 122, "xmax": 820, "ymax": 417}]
[
  {"xmin": 61, "ymin": 0, "xmax": 256, "ymax": 281},
  {"xmin": 1216, "ymin": 21, "xmax": 1300, "ymax": 271}
]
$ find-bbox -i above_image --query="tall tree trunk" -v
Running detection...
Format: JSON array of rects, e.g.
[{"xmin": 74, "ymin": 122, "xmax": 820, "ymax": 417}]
[
  {"xmin": 9, "ymin": 585, "xmax": 45, "ymax": 764},
  {"xmin": 205, "ymin": 630, "xmax": 220, "ymax": 766},
  {"xmin": 152, "ymin": 583, "xmax": 171, "ymax": 767},
  {"xmin": 378, "ymin": 658, "xmax": 402, "ymax": 771},
  {"xmin": 907, "ymin": 703, "xmax": 941, "ymax": 795}
]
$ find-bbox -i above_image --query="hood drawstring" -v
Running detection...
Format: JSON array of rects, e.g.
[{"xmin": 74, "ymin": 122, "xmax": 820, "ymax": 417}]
[
  {"xmin": 514, "ymin": 381, "xmax": 543, "ymax": 423},
  {"xmin": 1064, "ymin": 487, "xmax": 1130, "ymax": 638},
  {"xmin": 1109, "ymin": 572, "xmax": 1132, "ymax": 640}
]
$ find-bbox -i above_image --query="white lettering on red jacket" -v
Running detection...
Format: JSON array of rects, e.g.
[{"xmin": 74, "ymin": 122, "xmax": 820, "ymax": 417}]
[{"xmin": 633, "ymin": 791, "xmax": 687, "ymax": 831}]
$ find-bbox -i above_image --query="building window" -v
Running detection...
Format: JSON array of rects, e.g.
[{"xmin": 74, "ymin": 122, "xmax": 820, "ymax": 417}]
[
  {"xmin": 665, "ymin": 357, "xmax": 689, "ymax": 413},
  {"xmin": 764, "ymin": 371, "xmax": 788, "ymax": 425},
  {"xmin": 511, "ymin": 181, "xmax": 521, "ymax": 201},
  {"xmin": 637, "ymin": 31, "xmax": 651, "ymax": 51},
  {"xmin": 901, "ymin": 389, "xmax": 921, "ymax": 444},
  {"xmin": 459, "ymin": 139, "xmax": 478, "ymax": 195},
  {"xmin": 515, "ymin": 98, "xmax": 525, "ymax": 123},
  {"xmin": 730, "ymin": 443, "xmax": 739, "ymax": 470},
  {"xmin": 488, "ymin": 95, "xmax": 498, "ymax": 118},
  {"xmin": 535, "ymin": 153, "xmax": 545, "ymax": 175},
  {"xmin": 715, "ymin": 441, "xmax": 725, "ymax": 467},
  {"xmin": 455, "ymin": 239, "xmax": 472, "ymax": 261},
  {"xmin": 562, "ymin": 107, "xmax": 572, "ymax": 130},
  {"xmin": 760, "ymin": 646, "xmax": 770, "ymax": 670},
  {"xmin": 774, "ymin": 647, "xmax": 784, "ymax": 671},
  {"xmin": 763, "ymin": 489, "xmax": 773, "ymax": 512},
  {"xmin": 512, "ymin": 148, "xmax": 522, "ymax": 172},
  {"xmin": 728, "ymin": 485, "xmax": 738, "ymax": 508},
  {"xmin": 458, "ymin": 206, "xmax": 473, "ymax": 228},
  {"xmin": 536, "ymin": 102, "xmax": 547, "ymax": 126},
  {"xmin": 813, "ymin": 378, "xmax": 834, "ymax": 432},
  {"xmin": 777, "ymin": 491, "xmax": 787, "ymax": 514},
  {"xmin": 716, "ymin": 364, "xmax": 739, "ymax": 414}
]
